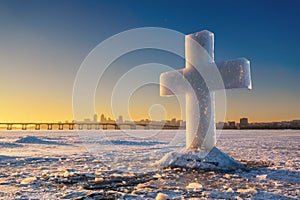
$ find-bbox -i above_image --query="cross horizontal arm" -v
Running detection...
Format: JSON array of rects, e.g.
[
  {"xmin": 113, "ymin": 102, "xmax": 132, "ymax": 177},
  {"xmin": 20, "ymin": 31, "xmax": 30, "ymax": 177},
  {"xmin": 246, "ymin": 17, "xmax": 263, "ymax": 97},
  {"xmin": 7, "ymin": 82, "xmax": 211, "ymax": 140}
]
[
  {"xmin": 216, "ymin": 57, "xmax": 252, "ymax": 90},
  {"xmin": 160, "ymin": 69, "xmax": 189, "ymax": 96},
  {"xmin": 160, "ymin": 58, "xmax": 251, "ymax": 95}
]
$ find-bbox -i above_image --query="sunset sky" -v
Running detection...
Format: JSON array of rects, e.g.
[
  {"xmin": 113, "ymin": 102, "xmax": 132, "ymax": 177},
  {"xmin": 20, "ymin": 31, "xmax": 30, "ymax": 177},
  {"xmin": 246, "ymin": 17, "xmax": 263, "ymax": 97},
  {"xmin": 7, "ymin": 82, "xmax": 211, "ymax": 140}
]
[{"xmin": 0, "ymin": 0, "xmax": 300, "ymax": 123}]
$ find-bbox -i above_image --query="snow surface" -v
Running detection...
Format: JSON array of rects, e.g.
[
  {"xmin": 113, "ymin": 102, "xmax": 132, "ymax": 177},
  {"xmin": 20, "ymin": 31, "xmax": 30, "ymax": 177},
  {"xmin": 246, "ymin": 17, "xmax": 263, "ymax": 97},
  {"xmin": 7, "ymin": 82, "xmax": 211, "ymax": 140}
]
[{"xmin": 0, "ymin": 130, "xmax": 299, "ymax": 199}]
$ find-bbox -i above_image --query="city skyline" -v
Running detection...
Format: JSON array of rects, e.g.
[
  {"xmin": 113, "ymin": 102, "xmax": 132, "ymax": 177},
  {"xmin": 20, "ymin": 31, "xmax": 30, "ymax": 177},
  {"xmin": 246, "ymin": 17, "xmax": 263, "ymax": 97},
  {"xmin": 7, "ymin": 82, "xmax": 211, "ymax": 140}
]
[
  {"xmin": 2, "ymin": 112, "xmax": 299, "ymax": 126},
  {"xmin": 0, "ymin": 1, "xmax": 299, "ymax": 122},
  {"xmin": 1, "ymin": 114, "xmax": 300, "ymax": 131},
  {"xmin": 77, "ymin": 114, "xmax": 300, "ymax": 128}
]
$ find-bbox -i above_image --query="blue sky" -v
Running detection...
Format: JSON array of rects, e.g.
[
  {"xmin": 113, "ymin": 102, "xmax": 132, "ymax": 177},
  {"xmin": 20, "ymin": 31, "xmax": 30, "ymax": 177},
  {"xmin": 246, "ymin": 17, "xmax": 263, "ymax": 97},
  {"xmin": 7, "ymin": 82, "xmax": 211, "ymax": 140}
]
[{"xmin": 0, "ymin": 0, "xmax": 299, "ymax": 122}]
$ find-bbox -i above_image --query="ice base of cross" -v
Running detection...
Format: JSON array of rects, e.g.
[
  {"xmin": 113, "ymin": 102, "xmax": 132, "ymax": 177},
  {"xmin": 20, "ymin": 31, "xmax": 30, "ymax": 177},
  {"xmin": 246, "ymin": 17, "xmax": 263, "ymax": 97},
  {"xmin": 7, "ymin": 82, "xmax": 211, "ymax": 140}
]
[{"xmin": 156, "ymin": 148, "xmax": 247, "ymax": 171}]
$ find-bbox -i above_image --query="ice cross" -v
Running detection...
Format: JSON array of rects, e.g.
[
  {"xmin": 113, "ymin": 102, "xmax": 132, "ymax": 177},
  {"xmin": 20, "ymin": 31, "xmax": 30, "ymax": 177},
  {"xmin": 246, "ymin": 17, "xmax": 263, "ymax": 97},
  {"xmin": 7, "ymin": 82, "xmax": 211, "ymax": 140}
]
[{"xmin": 160, "ymin": 30, "xmax": 252, "ymax": 151}]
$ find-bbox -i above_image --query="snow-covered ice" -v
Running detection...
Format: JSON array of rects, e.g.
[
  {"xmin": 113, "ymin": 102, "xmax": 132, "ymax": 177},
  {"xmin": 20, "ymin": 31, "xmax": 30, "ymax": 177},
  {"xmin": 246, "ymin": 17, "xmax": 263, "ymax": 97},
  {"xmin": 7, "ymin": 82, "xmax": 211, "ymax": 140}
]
[
  {"xmin": 0, "ymin": 130, "xmax": 299, "ymax": 199},
  {"xmin": 156, "ymin": 147, "xmax": 246, "ymax": 171}
]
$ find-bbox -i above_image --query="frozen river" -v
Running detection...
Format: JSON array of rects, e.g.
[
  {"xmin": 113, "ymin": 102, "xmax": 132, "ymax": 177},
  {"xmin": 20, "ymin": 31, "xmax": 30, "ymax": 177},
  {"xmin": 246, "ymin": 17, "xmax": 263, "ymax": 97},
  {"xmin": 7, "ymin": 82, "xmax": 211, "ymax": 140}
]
[{"xmin": 0, "ymin": 130, "xmax": 299, "ymax": 199}]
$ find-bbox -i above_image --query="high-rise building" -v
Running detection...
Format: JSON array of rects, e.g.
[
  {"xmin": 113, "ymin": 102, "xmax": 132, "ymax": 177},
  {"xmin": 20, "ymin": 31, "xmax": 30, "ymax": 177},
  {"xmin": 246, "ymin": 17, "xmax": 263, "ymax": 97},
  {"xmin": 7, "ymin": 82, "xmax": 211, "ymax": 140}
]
[
  {"xmin": 100, "ymin": 114, "xmax": 106, "ymax": 123},
  {"xmin": 228, "ymin": 121, "xmax": 236, "ymax": 129},
  {"xmin": 171, "ymin": 118, "xmax": 176, "ymax": 125},
  {"xmin": 240, "ymin": 118, "xmax": 249, "ymax": 127},
  {"xmin": 93, "ymin": 114, "xmax": 98, "ymax": 122},
  {"xmin": 118, "ymin": 115, "xmax": 123, "ymax": 123}
]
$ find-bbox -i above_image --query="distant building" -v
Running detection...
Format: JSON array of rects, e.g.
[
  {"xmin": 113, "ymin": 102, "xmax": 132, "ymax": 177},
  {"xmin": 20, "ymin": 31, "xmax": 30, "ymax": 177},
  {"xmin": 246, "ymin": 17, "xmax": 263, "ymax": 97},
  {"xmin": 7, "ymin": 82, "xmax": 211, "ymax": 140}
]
[
  {"xmin": 228, "ymin": 121, "xmax": 236, "ymax": 129},
  {"xmin": 100, "ymin": 114, "xmax": 106, "ymax": 123},
  {"xmin": 93, "ymin": 114, "xmax": 98, "ymax": 122},
  {"xmin": 291, "ymin": 120, "xmax": 300, "ymax": 128},
  {"xmin": 171, "ymin": 118, "xmax": 176, "ymax": 125},
  {"xmin": 240, "ymin": 118, "xmax": 249, "ymax": 127},
  {"xmin": 177, "ymin": 120, "xmax": 184, "ymax": 126},
  {"xmin": 117, "ymin": 115, "xmax": 123, "ymax": 123},
  {"xmin": 216, "ymin": 122, "xmax": 225, "ymax": 129}
]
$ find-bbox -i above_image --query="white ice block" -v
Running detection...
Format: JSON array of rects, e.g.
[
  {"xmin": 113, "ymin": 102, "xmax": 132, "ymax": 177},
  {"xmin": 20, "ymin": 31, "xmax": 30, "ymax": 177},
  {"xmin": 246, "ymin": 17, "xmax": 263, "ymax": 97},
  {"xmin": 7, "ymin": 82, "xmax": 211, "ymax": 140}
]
[{"xmin": 160, "ymin": 30, "xmax": 252, "ymax": 151}]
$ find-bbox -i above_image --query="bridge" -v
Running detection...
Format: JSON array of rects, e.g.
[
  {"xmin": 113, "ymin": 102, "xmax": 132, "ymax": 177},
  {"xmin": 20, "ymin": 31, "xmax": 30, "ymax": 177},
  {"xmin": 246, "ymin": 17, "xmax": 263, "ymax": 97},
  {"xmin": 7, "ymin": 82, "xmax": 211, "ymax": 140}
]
[{"xmin": 0, "ymin": 122, "xmax": 185, "ymax": 131}]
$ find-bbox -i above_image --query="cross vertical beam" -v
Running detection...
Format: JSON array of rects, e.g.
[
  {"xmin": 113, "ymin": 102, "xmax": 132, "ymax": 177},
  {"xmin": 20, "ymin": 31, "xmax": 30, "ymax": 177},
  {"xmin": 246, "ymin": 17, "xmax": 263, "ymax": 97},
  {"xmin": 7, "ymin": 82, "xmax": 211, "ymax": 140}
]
[{"xmin": 185, "ymin": 31, "xmax": 216, "ymax": 150}]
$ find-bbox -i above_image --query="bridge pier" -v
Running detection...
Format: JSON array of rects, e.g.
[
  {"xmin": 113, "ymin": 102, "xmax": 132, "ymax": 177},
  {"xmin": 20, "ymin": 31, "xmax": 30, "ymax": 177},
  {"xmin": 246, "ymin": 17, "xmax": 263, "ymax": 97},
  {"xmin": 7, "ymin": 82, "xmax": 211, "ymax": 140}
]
[
  {"xmin": 58, "ymin": 124, "xmax": 64, "ymax": 130},
  {"xmin": 47, "ymin": 124, "xmax": 53, "ymax": 130},
  {"xmin": 69, "ymin": 124, "xmax": 74, "ymax": 130},
  {"xmin": 102, "ymin": 124, "xmax": 107, "ymax": 130},
  {"xmin": 35, "ymin": 124, "xmax": 40, "ymax": 130},
  {"xmin": 7, "ymin": 124, "xmax": 12, "ymax": 130},
  {"xmin": 87, "ymin": 124, "xmax": 92, "ymax": 130},
  {"xmin": 115, "ymin": 124, "xmax": 120, "ymax": 130},
  {"xmin": 22, "ymin": 124, "xmax": 27, "ymax": 130}
]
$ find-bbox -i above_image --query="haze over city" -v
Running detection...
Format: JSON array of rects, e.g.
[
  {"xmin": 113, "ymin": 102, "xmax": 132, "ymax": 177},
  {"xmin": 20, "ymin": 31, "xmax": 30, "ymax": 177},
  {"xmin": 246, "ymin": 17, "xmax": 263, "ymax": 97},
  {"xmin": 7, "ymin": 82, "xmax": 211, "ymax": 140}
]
[{"xmin": 0, "ymin": 0, "xmax": 299, "ymax": 123}]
